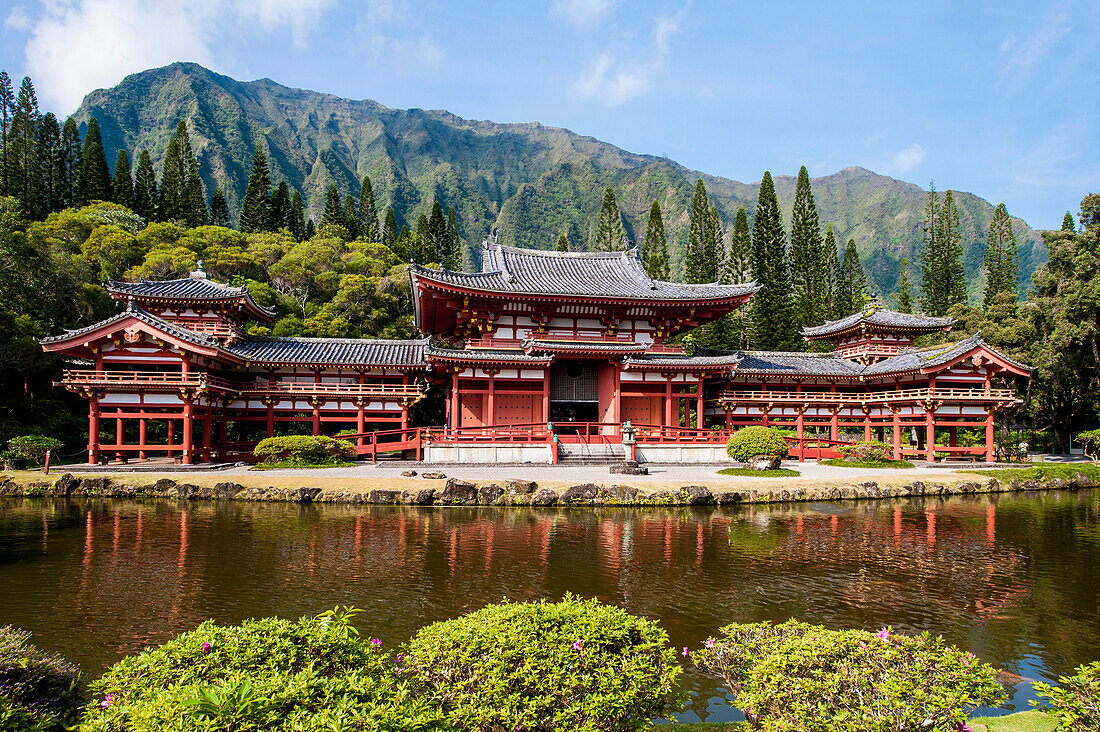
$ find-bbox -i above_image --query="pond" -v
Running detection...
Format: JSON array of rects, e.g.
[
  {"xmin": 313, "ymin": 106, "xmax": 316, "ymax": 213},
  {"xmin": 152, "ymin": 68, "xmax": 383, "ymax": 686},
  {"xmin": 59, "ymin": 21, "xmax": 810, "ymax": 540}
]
[{"xmin": 1, "ymin": 490, "xmax": 1098, "ymax": 724}]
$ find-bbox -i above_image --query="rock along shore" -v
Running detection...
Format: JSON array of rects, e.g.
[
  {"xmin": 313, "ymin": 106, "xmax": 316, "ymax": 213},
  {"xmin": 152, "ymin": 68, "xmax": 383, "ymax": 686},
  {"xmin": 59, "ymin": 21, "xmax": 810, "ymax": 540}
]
[{"xmin": 0, "ymin": 471, "xmax": 1095, "ymax": 507}]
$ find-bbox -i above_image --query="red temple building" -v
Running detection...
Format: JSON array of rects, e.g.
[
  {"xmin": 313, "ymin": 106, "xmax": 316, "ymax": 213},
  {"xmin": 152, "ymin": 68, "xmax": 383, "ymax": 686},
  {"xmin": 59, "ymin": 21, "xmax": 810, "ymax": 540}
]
[{"xmin": 41, "ymin": 243, "xmax": 1029, "ymax": 465}]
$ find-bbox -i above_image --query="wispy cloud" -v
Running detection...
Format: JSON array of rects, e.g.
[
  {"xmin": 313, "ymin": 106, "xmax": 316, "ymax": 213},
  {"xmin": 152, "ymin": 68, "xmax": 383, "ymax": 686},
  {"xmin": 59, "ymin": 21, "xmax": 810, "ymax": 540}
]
[
  {"xmin": 4, "ymin": 4, "xmax": 31, "ymax": 32},
  {"xmin": 358, "ymin": 0, "xmax": 445, "ymax": 67},
  {"xmin": 884, "ymin": 143, "xmax": 926, "ymax": 175},
  {"xmin": 1000, "ymin": 11, "xmax": 1071, "ymax": 76},
  {"xmin": 552, "ymin": 0, "xmax": 619, "ymax": 28},
  {"xmin": 575, "ymin": 9, "xmax": 683, "ymax": 105}
]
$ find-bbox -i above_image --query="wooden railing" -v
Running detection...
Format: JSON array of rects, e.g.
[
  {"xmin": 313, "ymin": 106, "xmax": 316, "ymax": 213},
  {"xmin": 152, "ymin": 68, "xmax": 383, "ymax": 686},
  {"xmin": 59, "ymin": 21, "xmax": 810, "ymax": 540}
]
[
  {"xmin": 237, "ymin": 381, "xmax": 424, "ymax": 399},
  {"xmin": 60, "ymin": 370, "xmax": 236, "ymax": 391},
  {"xmin": 719, "ymin": 387, "xmax": 1017, "ymax": 404},
  {"xmin": 334, "ymin": 427, "xmax": 427, "ymax": 460}
]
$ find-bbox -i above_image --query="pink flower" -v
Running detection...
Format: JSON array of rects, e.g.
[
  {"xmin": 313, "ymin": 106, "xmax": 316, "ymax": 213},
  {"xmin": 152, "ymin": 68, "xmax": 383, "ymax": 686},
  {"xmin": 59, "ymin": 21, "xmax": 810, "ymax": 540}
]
[
  {"xmin": 100, "ymin": 693, "xmax": 114, "ymax": 709},
  {"xmin": 859, "ymin": 641, "xmax": 867, "ymax": 649},
  {"xmin": 953, "ymin": 722, "xmax": 973, "ymax": 732},
  {"xmin": 395, "ymin": 654, "xmax": 403, "ymax": 663},
  {"xmin": 705, "ymin": 638, "xmax": 716, "ymax": 649},
  {"xmin": 370, "ymin": 638, "xmax": 382, "ymax": 647},
  {"xmin": 682, "ymin": 647, "xmax": 689, "ymax": 657},
  {"xmin": 876, "ymin": 627, "xmax": 891, "ymax": 641},
  {"xmin": 201, "ymin": 642, "xmax": 212, "ymax": 653},
  {"xmin": 572, "ymin": 639, "xmax": 583, "ymax": 650}
]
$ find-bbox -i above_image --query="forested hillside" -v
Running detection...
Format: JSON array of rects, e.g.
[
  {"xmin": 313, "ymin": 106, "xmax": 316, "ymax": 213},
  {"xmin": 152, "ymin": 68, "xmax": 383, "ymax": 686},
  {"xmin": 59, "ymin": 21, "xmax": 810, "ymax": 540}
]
[{"xmin": 74, "ymin": 63, "xmax": 1044, "ymax": 298}]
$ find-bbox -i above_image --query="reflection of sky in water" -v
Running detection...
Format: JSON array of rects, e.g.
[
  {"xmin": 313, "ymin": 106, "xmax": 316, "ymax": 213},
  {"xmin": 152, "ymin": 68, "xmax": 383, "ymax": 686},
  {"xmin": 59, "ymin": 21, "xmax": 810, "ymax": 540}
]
[{"xmin": 1, "ymin": 490, "xmax": 1097, "ymax": 724}]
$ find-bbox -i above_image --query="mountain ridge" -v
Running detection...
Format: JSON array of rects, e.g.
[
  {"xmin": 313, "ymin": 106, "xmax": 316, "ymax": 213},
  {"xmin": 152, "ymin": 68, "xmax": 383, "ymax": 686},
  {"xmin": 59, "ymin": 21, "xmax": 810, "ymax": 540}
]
[{"xmin": 72, "ymin": 62, "xmax": 1045, "ymax": 299}]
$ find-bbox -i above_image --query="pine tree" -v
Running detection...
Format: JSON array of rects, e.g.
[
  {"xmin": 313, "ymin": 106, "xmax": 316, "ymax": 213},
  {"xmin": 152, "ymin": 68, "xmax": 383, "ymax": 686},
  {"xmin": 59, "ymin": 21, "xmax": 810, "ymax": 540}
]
[
  {"xmin": 321, "ymin": 183, "xmax": 342, "ymax": 226},
  {"xmin": 35, "ymin": 112, "xmax": 65, "ymax": 215},
  {"xmin": 288, "ymin": 191, "xmax": 306, "ymax": 239},
  {"xmin": 9, "ymin": 77, "xmax": 42, "ymax": 216},
  {"xmin": 897, "ymin": 257, "xmax": 913, "ymax": 313},
  {"xmin": 132, "ymin": 150, "xmax": 158, "ymax": 221},
  {"xmin": 591, "ymin": 187, "xmax": 625, "ymax": 251},
  {"xmin": 238, "ymin": 143, "xmax": 272, "ymax": 232},
  {"xmin": 209, "ymin": 188, "xmax": 230, "ymax": 227},
  {"xmin": 423, "ymin": 202, "xmax": 451, "ymax": 264},
  {"xmin": 381, "ymin": 208, "xmax": 397, "ymax": 249},
  {"xmin": 111, "ymin": 149, "xmax": 134, "ymax": 209},
  {"xmin": 160, "ymin": 121, "xmax": 205, "ymax": 226},
  {"xmin": 269, "ymin": 181, "xmax": 291, "ymax": 232},
  {"xmin": 304, "ymin": 218, "xmax": 316, "ymax": 240},
  {"xmin": 685, "ymin": 179, "xmax": 722, "ymax": 282},
  {"xmin": 789, "ymin": 166, "xmax": 826, "ymax": 328},
  {"xmin": 359, "ymin": 176, "xmax": 379, "ymax": 241},
  {"xmin": 836, "ymin": 239, "xmax": 868, "ymax": 314},
  {"xmin": 983, "ymin": 202, "xmax": 1019, "ymax": 306},
  {"xmin": 59, "ymin": 117, "xmax": 82, "ymax": 209},
  {"xmin": 555, "ymin": 232, "xmax": 569, "ymax": 252},
  {"xmin": 822, "ymin": 224, "xmax": 842, "ymax": 318},
  {"xmin": 642, "ymin": 200, "xmax": 670, "ymax": 280},
  {"xmin": 1061, "ymin": 211, "xmax": 1076, "ymax": 232},
  {"xmin": 749, "ymin": 171, "xmax": 798, "ymax": 350},
  {"xmin": 0, "ymin": 71, "xmax": 13, "ymax": 196},
  {"xmin": 415, "ymin": 213, "xmax": 432, "ymax": 264},
  {"xmin": 77, "ymin": 117, "xmax": 111, "ymax": 204},
  {"xmin": 446, "ymin": 205, "xmax": 461, "ymax": 270},
  {"xmin": 724, "ymin": 206, "xmax": 752, "ymax": 284},
  {"xmin": 343, "ymin": 195, "xmax": 360, "ymax": 238}
]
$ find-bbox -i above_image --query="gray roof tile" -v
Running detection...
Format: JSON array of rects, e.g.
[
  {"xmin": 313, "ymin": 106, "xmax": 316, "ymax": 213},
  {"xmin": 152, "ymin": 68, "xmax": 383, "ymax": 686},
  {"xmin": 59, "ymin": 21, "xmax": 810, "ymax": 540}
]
[
  {"xmin": 425, "ymin": 346, "xmax": 554, "ymax": 363},
  {"xmin": 801, "ymin": 306, "xmax": 953, "ymax": 338},
  {"xmin": 228, "ymin": 337, "xmax": 430, "ymax": 367},
  {"xmin": 40, "ymin": 307, "xmax": 222, "ymax": 350},
  {"xmin": 107, "ymin": 275, "xmax": 276, "ymax": 317}
]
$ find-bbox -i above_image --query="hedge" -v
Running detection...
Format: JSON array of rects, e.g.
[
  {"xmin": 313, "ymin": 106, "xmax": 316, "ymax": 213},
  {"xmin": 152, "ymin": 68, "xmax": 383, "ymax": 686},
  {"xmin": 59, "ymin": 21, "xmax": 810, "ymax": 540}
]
[
  {"xmin": 0, "ymin": 626, "xmax": 83, "ymax": 732},
  {"xmin": 252, "ymin": 435, "xmax": 355, "ymax": 465},
  {"xmin": 726, "ymin": 426, "xmax": 789, "ymax": 463},
  {"xmin": 1034, "ymin": 660, "xmax": 1100, "ymax": 731}
]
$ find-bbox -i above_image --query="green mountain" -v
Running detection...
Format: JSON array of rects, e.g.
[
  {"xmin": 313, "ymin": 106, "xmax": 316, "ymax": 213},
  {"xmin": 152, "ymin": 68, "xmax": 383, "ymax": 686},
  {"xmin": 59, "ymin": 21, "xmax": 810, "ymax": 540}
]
[{"xmin": 73, "ymin": 62, "xmax": 1045, "ymax": 299}]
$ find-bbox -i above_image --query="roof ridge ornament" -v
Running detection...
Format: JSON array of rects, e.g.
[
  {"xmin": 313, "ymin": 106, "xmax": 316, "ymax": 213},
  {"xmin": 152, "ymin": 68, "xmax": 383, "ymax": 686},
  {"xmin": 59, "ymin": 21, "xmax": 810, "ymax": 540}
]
[
  {"xmin": 190, "ymin": 260, "xmax": 207, "ymax": 279},
  {"xmin": 863, "ymin": 293, "xmax": 881, "ymax": 316}
]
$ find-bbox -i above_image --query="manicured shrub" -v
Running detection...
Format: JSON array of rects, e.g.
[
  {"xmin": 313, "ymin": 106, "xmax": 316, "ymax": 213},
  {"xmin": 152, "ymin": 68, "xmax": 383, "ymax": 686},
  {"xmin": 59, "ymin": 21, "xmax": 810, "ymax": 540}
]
[
  {"xmin": 0, "ymin": 626, "xmax": 83, "ymax": 732},
  {"xmin": 839, "ymin": 440, "xmax": 892, "ymax": 462},
  {"xmin": 79, "ymin": 608, "xmax": 448, "ymax": 732},
  {"xmin": 403, "ymin": 594, "xmax": 684, "ymax": 731},
  {"xmin": 694, "ymin": 620, "xmax": 1004, "ymax": 732},
  {"xmin": 726, "ymin": 426, "xmax": 789, "ymax": 463},
  {"xmin": 1033, "ymin": 660, "xmax": 1100, "ymax": 731},
  {"xmin": 252, "ymin": 435, "xmax": 355, "ymax": 465},
  {"xmin": 4, "ymin": 435, "xmax": 62, "ymax": 465}
]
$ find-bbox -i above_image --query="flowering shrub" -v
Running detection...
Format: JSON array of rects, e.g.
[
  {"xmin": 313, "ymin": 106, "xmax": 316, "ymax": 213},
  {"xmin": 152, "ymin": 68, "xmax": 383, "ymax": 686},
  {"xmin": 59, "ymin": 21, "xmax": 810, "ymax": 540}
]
[
  {"xmin": 79, "ymin": 608, "xmax": 447, "ymax": 732},
  {"xmin": 402, "ymin": 594, "xmax": 684, "ymax": 731},
  {"xmin": 252, "ymin": 435, "xmax": 355, "ymax": 465},
  {"xmin": 839, "ymin": 440, "xmax": 892, "ymax": 462},
  {"xmin": 0, "ymin": 626, "xmax": 83, "ymax": 732},
  {"xmin": 693, "ymin": 620, "xmax": 1004, "ymax": 732},
  {"xmin": 726, "ymin": 426, "xmax": 789, "ymax": 463},
  {"xmin": 1033, "ymin": 660, "xmax": 1100, "ymax": 731},
  {"xmin": 4, "ymin": 435, "xmax": 63, "ymax": 465}
]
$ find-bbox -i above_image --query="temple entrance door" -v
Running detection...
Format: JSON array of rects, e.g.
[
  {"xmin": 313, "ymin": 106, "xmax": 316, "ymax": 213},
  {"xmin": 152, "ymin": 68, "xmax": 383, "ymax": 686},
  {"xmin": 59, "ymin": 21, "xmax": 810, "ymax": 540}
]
[{"xmin": 549, "ymin": 360, "xmax": 601, "ymax": 442}]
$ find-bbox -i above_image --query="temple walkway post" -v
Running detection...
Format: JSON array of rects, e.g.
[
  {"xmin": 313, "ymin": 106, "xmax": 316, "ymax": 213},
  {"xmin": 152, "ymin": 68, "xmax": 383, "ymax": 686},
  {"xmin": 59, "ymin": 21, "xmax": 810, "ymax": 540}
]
[
  {"xmin": 182, "ymin": 397, "xmax": 194, "ymax": 465},
  {"xmin": 139, "ymin": 418, "xmax": 147, "ymax": 460},
  {"xmin": 88, "ymin": 395, "xmax": 100, "ymax": 464},
  {"xmin": 924, "ymin": 405, "xmax": 936, "ymax": 463},
  {"xmin": 985, "ymin": 408, "xmax": 996, "ymax": 462},
  {"xmin": 891, "ymin": 407, "xmax": 901, "ymax": 460}
]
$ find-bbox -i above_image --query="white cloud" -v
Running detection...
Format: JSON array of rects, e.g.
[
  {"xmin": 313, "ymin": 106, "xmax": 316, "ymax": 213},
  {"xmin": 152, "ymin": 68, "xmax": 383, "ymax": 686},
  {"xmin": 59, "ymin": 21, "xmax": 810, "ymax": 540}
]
[
  {"xmin": 357, "ymin": 0, "xmax": 445, "ymax": 67},
  {"xmin": 18, "ymin": 0, "xmax": 336, "ymax": 113},
  {"xmin": 4, "ymin": 5, "xmax": 31, "ymax": 31},
  {"xmin": 574, "ymin": 10, "xmax": 682, "ymax": 105},
  {"xmin": 1000, "ymin": 11, "xmax": 1071, "ymax": 75},
  {"xmin": 885, "ymin": 143, "xmax": 926, "ymax": 174},
  {"xmin": 552, "ymin": 0, "xmax": 619, "ymax": 28}
]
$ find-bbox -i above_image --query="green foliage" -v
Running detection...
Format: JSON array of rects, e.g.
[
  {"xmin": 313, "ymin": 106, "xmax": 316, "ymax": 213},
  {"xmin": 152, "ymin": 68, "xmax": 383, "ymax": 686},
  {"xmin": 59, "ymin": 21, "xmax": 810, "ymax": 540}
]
[
  {"xmin": 158, "ymin": 121, "xmax": 206, "ymax": 227},
  {"xmin": 820, "ymin": 458, "xmax": 915, "ymax": 469},
  {"xmin": 253, "ymin": 435, "xmax": 355, "ymax": 465},
  {"xmin": 750, "ymin": 172, "xmax": 798, "ymax": 350},
  {"xmin": 1033, "ymin": 661, "xmax": 1100, "ymax": 732},
  {"xmin": 0, "ymin": 626, "xmax": 83, "ymax": 732},
  {"xmin": 717, "ymin": 467, "xmax": 800, "ymax": 477},
  {"xmin": 694, "ymin": 620, "xmax": 1005, "ymax": 732},
  {"xmin": 726, "ymin": 426, "xmax": 790, "ymax": 463},
  {"xmin": 789, "ymin": 166, "xmax": 826, "ymax": 329},
  {"xmin": 1076, "ymin": 429, "xmax": 1100, "ymax": 462},
  {"xmin": 896, "ymin": 256, "xmax": 913, "ymax": 313},
  {"xmin": 4, "ymin": 435, "xmax": 62, "ymax": 464},
  {"xmin": 921, "ymin": 187, "xmax": 968, "ymax": 316},
  {"xmin": 836, "ymin": 239, "xmax": 867, "ymax": 315},
  {"xmin": 686, "ymin": 179, "xmax": 721, "ymax": 284},
  {"xmin": 592, "ymin": 187, "xmax": 626, "ymax": 252},
  {"xmin": 404, "ymin": 595, "xmax": 684, "ymax": 732},
  {"xmin": 80, "ymin": 610, "xmax": 448, "ymax": 732},
  {"xmin": 962, "ymin": 464, "xmax": 1100, "ymax": 483},
  {"xmin": 984, "ymin": 203, "xmax": 1020, "ymax": 306},
  {"xmin": 838, "ymin": 440, "xmax": 891, "ymax": 462},
  {"xmin": 642, "ymin": 200, "xmax": 670, "ymax": 280}
]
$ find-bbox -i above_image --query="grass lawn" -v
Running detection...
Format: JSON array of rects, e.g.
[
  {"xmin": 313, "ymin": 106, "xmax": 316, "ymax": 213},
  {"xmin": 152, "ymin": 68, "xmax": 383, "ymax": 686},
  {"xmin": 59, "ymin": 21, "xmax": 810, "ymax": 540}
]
[
  {"xmin": 717, "ymin": 467, "xmax": 801, "ymax": 477},
  {"xmin": 666, "ymin": 711, "xmax": 1053, "ymax": 731},
  {"xmin": 962, "ymin": 463, "xmax": 1100, "ymax": 482},
  {"xmin": 250, "ymin": 460, "xmax": 355, "ymax": 470},
  {"xmin": 820, "ymin": 457, "xmax": 916, "ymax": 469}
]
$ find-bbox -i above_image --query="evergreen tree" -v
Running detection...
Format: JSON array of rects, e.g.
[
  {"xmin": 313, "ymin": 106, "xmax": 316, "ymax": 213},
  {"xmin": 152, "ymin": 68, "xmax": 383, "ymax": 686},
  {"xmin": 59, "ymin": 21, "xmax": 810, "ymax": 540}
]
[
  {"xmin": 822, "ymin": 224, "xmax": 842, "ymax": 318},
  {"xmin": 77, "ymin": 117, "xmax": 111, "ymax": 204},
  {"xmin": 111, "ymin": 149, "xmax": 134, "ymax": 209},
  {"xmin": 724, "ymin": 206, "xmax": 752, "ymax": 284},
  {"xmin": 983, "ymin": 202, "xmax": 1019, "ymax": 306},
  {"xmin": 342, "ymin": 194, "xmax": 360, "ymax": 238},
  {"xmin": 591, "ymin": 187, "xmax": 625, "ymax": 251},
  {"xmin": 209, "ymin": 187, "xmax": 230, "ymax": 227},
  {"xmin": 35, "ymin": 112, "xmax": 65, "ymax": 215},
  {"xmin": 381, "ymin": 208, "xmax": 397, "ymax": 249},
  {"xmin": 1061, "ymin": 211, "xmax": 1076, "ymax": 232},
  {"xmin": 288, "ymin": 191, "xmax": 306, "ymax": 239},
  {"xmin": 415, "ymin": 213, "xmax": 432, "ymax": 264},
  {"xmin": 555, "ymin": 232, "xmax": 569, "ymax": 252},
  {"xmin": 359, "ymin": 176, "xmax": 378, "ymax": 241},
  {"xmin": 303, "ymin": 217, "xmax": 316, "ymax": 240},
  {"xmin": 896, "ymin": 257, "xmax": 913, "ymax": 313},
  {"xmin": 749, "ymin": 171, "xmax": 798, "ymax": 350},
  {"xmin": 132, "ymin": 150, "xmax": 158, "ymax": 221},
  {"xmin": 160, "ymin": 121, "xmax": 206, "ymax": 226},
  {"xmin": 939, "ymin": 190, "xmax": 967, "ymax": 308},
  {"xmin": 424, "ymin": 203, "xmax": 451, "ymax": 264},
  {"xmin": 59, "ymin": 117, "xmax": 82, "ymax": 208},
  {"xmin": 789, "ymin": 166, "xmax": 826, "ymax": 328},
  {"xmin": 321, "ymin": 183, "xmax": 342, "ymax": 226},
  {"xmin": 9, "ymin": 76, "xmax": 42, "ymax": 216},
  {"xmin": 642, "ymin": 200, "xmax": 670, "ymax": 280},
  {"xmin": 685, "ymin": 179, "xmax": 721, "ymax": 282},
  {"xmin": 445, "ymin": 205, "xmax": 461, "ymax": 270},
  {"xmin": 269, "ymin": 181, "xmax": 291, "ymax": 232},
  {"xmin": 0, "ymin": 71, "xmax": 13, "ymax": 196},
  {"xmin": 239, "ymin": 143, "xmax": 272, "ymax": 232},
  {"xmin": 836, "ymin": 239, "xmax": 868, "ymax": 314}
]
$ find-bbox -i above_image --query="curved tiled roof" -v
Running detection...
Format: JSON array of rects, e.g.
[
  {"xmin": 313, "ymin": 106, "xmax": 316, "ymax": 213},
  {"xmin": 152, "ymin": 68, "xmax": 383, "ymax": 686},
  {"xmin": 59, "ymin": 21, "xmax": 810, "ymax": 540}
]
[
  {"xmin": 425, "ymin": 346, "xmax": 554, "ymax": 364},
  {"xmin": 107, "ymin": 275, "xmax": 276, "ymax": 318},
  {"xmin": 40, "ymin": 307, "xmax": 222, "ymax": 350},
  {"xmin": 228, "ymin": 337, "xmax": 429, "ymax": 367},
  {"xmin": 735, "ymin": 351, "xmax": 866, "ymax": 376},
  {"xmin": 524, "ymin": 339, "xmax": 648, "ymax": 354},
  {"xmin": 622, "ymin": 352, "xmax": 745, "ymax": 369},
  {"xmin": 412, "ymin": 243, "xmax": 760, "ymax": 301},
  {"xmin": 801, "ymin": 307, "xmax": 953, "ymax": 339},
  {"xmin": 861, "ymin": 332, "xmax": 1030, "ymax": 375}
]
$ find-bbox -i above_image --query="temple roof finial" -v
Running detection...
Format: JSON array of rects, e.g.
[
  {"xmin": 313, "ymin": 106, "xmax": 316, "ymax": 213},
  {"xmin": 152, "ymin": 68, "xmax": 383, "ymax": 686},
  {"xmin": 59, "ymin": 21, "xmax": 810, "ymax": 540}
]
[{"xmin": 190, "ymin": 260, "xmax": 207, "ymax": 279}]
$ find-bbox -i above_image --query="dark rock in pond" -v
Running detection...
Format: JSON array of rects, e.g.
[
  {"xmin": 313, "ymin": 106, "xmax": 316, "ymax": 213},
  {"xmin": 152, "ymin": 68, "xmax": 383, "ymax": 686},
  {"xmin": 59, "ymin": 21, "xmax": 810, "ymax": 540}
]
[
  {"xmin": 81, "ymin": 477, "xmax": 109, "ymax": 494},
  {"xmin": 53, "ymin": 473, "xmax": 79, "ymax": 497},
  {"xmin": 747, "ymin": 454, "xmax": 782, "ymax": 471},
  {"xmin": 153, "ymin": 478, "xmax": 177, "ymax": 495},
  {"xmin": 505, "ymin": 479, "xmax": 536, "ymax": 494},
  {"xmin": 422, "ymin": 471, "xmax": 447, "ymax": 480},
  {"xmin": 609, "ymin": 461, "xmax": 648, "ymax": 475},
  {"xmin": 440, "ymin": 479, "xmax": 477, "ymax": 505},
  {"xmin": 562, "ymin": 483, "xmax": 600, "ymax": 503},
  {"xmin": 287, "ymin": 487, "xmax": 322, "ymax": 503},
  {"xmin": 1048, "ymin": 478, "xmax": 1067, "ymax": 490},
  {"xmin": 649, "ymin": 490, "xmax": 675, "ymax": 504},
  {"xmin": 1075, "ymin": 472, "xmax": 1093, "ymax": 488},
  {"xmin": 532, "ymin": 488, "xmax": 558, "ymax": 506},
  {"xmin": 680, "ymin": 485, "xmax": 715, "ymax": 505},
  {"xmin": 401, "ymin": 470, "xmax": 418, "ymax": 477},
  {"xmin": 411, "ymin": 488, "xmax": 436, "ymax": 505},
  {"xmin": 715, "ymin": 491, "xmax": 741, "ymax": 505},
  {"xmin": 1021, "ymin": 479, "xmax": 1042, "ymax": 491},
  {"xmin": 905, "ymin": 481, "xmax": 925, "ymax": 496},
  {"xmin": 177, "ymin": 483, "xmax": 202, "ymax": 499},
  {"xmin": 214, "ymin": 482, "xmax": 244, "ymax": 499},
  {"xmin": 601, "ymin": 484, "xmax": 639, "ymax": 502},
  {"xmin": 479, "ymin": 484, "xmax": 505, "ymax": 505},
  {"xmin": 368, "ymin": 489, "xmax": 401, "ymax": 504}
]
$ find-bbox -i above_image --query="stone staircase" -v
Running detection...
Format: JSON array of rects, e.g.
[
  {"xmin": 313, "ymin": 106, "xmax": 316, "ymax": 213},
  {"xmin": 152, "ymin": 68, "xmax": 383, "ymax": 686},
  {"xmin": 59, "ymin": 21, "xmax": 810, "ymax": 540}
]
[{"xmin": 557, "ymin": 443, "xmax": 626, "ymax": 465}]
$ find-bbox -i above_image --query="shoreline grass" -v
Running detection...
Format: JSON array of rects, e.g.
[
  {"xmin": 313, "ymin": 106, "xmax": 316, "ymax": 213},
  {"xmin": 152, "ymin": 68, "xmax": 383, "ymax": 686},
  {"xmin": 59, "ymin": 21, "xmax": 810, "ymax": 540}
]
[
  {"xmin": 717, "ymin": 467, "xmax": 801, "ymax": 477},
  {"xmin": 961, "ymin": 463, "xmax": 1100, "ymax": 482},
  {"xmin": 666, "ymin": 711, "xmax": 1052, "ymax": 731},
  {"xmin": 820, "ymin": 457, "xmax": 915, "ymax": 469}
]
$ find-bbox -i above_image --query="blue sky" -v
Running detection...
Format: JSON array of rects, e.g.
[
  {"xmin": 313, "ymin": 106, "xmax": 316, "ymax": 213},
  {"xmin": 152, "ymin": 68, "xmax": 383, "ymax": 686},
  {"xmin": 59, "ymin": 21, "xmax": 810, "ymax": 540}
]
[{"xmin": 1, "ymin": 0, "xmax": 1096, "ymax": 229}]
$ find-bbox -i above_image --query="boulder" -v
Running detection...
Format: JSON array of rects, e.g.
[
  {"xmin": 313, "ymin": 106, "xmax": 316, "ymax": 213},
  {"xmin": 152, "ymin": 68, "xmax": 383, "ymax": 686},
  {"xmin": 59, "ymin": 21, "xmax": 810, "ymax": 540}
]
[
  {"xmin": 505, "ymin": 479, "xmax": 537, "ymax": 494},
  {"xmin": 176, "ymin": 483, "xmax": 203, "ymax": 499},
  {"xmin": 52, "ymin": 473, "xmax": 79, "ymax": 497},
  {"xmin": 81, "ymin": 477, "xmax": 109, "ymax": 494},
  {"xmin": 714, "ymin": 491, "xmax": 741, "ymax": 505},
  {"xmin": 609, "ymin": 461, "xmax": 649, "ymax": 475},
  {"xmin": 478, "ymin": 484, "xmax": 505, "ymax": 505},
  {"xmin": 214, "ymin": 482, "xmax": 244, "ymax": 499},
  {"xmin": 561, "ymin": 483, "xmax": 600, "ymax": 503},
  {"xmin": 1074, "ymin": 471, "xmax": 1093, "ymax": 488},
  {"xmin": 747, "ymin": 454, "xmax": 782, "ymax": 471},
  {"xmin": 411, "ymin": 488, "xmax": 437, "ymax": 505},
  {"xmin": 401, "ymin": 470, "xmax": 418, "ymax": 477},
  {"xmin": 287, "ymin": 487, "xmax": 322, "ymax": 503},
  {"xmin": 440, "ymin": 479, "xmax": 478, "ymax": 505},
  {"xmin": 679, "ymin": 485, "xmax": 715, "ymax": 505},
  {"xmin": 600, "ymin": 484, "xmax": 639, "ymax": 503},
  {"xmin": 422, "ymin": 471, "xmax": 447, "ymax": 480},
  {"xmin": 532, "ymin": 488, "xmax": 559, "ymax": 506},
  {"xmin": 368, "ymin": 489, "xmax": 401, "ymax": 504},
  {"xmin": 153, "ymin": 478, "xmax": 177, "ymax": 495}
]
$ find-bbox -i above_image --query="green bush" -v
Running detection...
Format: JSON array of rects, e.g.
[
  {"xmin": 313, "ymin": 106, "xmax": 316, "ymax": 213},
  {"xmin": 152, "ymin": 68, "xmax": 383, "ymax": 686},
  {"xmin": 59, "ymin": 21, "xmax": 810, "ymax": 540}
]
[
  {"xmin": 252, "ymin": 435, "xmax": 355, "ymax": 465},
  {"xmin": 1033, "ymin": 660, "xmax": 1100, "ymax": 731},
  {"xmin": 0, "ymin": 626, "xmax": 83, "ymax": 732},
  {"xmin": 79, "ymin": 608, "xmax": 447, "ymax": 732},
  {"xmin": 839, "ymin": 440, "xmax": 892, "ymax": 462},
  {"xmin": 693, "ymin": 620, "xmax": 1004, "ymax": 732},
  {"xmin": 403, "ymin": 594, "xmax": 685, "ymax": 731},
  {"xmin": 726, "ymin": 427, "xmax": 789, "ymax": 463},
  {"xmin": 4, "ymin": 435, "xmax": 62, "ymax": 465}
]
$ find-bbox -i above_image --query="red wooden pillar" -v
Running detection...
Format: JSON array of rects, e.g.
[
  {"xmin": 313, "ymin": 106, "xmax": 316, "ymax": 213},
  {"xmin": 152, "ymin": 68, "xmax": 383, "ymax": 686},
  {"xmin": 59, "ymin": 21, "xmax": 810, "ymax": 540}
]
[
  {"xmin": 266, "ymin": 399, "xmax": 275, "ymax": 437},
  {"xmin": 401, "ymin": 374, "xmax": 410, "ymax": 429},
  {"xmin": 891, "ymin": 408, "xmax": 902, "ymax": 460},
  {"xmin": 202, "ymin": 402, "xmax": 213, "ymax": 461},
  {"xmin": 541, "ymin": 368, "xmax": 550, "ymax": 424},
  {"xmin": 182, "ymin": 398, "xmax": 194, "ymax": 465},
  {"xmin": 167, "ymin": 420, "xmax": 174, "ymax": 448},
  {"xmin": 924, "ymin": 407, "xmax": 936, "ymax": 463},
  {"xmin": 217, "ymin": 411, "xmax": 227, "ymax": 456},
  {"xmin": 985, "ymin": 408, "xmax": 996, "ymax": 462},
  {"xmin": 487, "ymin": 372, "xmax": 496, "ymax": 427},
  {"xmin": 863, "ymin": 408, "xmax": 872, "ymax": 441},
  {"xmin": 695, "ymin": 378, "xmax": 704, "ymax": 429},
  {"xmin": 450, "ymin": 372, "xmax": 460, "ymax": 430},
  {"xmin": 356, "ymin": 399, "xmax": 366, "ymax": 447},
  {"xmin": 830, "ymin": 407, "xmax": 839, "ymax": 441},
  {"xmin": 138, "ymin": 418, "xmax": 148, "ymax": 460},
  {"xmin": 88, "ymin": 396, "xmax": 101, "ymax": 464},
  {"xmin": 795, "ymin": 407, "xmax": 805, "ymax": 462},
  {"xmin": 312, "ymin": 400, "xmax": 321, "ymax": 436},
  {"xmin": 664, "ymin": 378, "xmax": 673, "ymax": 427}
]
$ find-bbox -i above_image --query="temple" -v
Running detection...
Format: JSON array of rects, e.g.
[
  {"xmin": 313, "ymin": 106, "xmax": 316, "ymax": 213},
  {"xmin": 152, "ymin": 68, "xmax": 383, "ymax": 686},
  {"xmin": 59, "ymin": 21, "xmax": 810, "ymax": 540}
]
[{"xmin": 41, "ymin": 243, "xmax": 1030, "ymax": 465}]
